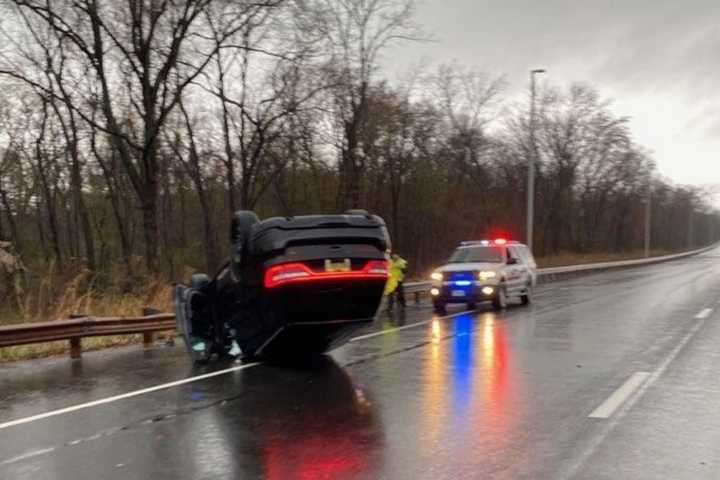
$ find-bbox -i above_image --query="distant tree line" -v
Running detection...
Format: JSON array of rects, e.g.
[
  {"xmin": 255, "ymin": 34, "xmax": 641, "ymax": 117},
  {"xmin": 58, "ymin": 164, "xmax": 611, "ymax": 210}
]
[{"xmin": 0, "ymin": 0, "xmax": 717, "ymax": 279}]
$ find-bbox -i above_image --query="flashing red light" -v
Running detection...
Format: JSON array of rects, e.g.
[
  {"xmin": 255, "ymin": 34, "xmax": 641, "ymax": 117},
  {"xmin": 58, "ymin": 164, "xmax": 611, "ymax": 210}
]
[
  {"xmin": 494, "ymin": 238, "xmax": 507, "ymax": 245},
  {"xmin": 264, "ymin": 260, "xmax": 389, "ymax": 288}
]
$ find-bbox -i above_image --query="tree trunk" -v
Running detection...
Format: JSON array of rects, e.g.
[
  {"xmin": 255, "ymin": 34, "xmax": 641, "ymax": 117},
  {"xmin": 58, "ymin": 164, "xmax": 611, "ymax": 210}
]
[
  {"xmin": 35, "ymin": 202, "xmax": 47, "ymax": 259},
  {"xmin": 35, "ymin": 104, "xmax": 62, "ymax": 267},
  {"xmin": 94, "ymin": 146, "xmax": 133, "ymax": 273},
  {"xmin": 69, "ymin": 145, "xmax": 96, "ymax": 271},
  {"xmin": 140, "ymin": 183, "xmax": 159, "ymax": 273},
  {"xmin": 200, "ymin": 195, "xmax": 219, "ymax": 274},
  {"xmin": 0, "ymin": 185, "xmax": 20, "ymax": 249}
]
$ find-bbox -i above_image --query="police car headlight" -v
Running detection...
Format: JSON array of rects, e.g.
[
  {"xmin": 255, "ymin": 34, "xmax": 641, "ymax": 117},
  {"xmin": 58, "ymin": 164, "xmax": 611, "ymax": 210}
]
[
  {"xmin": 478, "ymin": 271, "xmax": 497, "ymax": 280},
  {"xmin": 431, "ymin": 271, "xmax": 443, "ymax": 281}
]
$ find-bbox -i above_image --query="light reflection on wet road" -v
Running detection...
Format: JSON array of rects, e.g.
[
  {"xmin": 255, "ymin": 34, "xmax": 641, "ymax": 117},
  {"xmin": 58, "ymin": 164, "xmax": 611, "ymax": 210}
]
[{"xmin": 2, "ymin": 251, "xmax": 720, "ymax": 479}]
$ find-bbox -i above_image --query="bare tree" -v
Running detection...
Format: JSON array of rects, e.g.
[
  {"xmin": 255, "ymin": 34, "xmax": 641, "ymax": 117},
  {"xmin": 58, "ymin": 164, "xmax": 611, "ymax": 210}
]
[
  {"xmin": 2, "ymin": 0, "xmax": 283, "ymax": 271},
  {"xmin": 307, "ymin": 0, "xmax": 421, "ymax": 209}
]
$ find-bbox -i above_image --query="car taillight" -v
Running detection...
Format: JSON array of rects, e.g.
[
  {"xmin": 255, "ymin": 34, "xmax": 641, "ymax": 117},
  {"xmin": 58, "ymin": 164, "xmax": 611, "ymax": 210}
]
[
  {"xmin": 364, "ymin": 260, "xmax": 389, "ymax": 275},
  {"xmin": 265, "ymin": 264, "xmax": 313, "ymax": 287},
  {"xmin": 264, "ymin": 260, "xmax": 389, "ymax": 288}
]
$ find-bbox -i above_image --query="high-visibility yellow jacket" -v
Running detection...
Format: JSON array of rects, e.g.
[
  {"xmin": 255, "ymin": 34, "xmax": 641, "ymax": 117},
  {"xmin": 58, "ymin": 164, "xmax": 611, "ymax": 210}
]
[{"xmin": 384, "ymin": 256, "xmax": 408, "ymax": 295}]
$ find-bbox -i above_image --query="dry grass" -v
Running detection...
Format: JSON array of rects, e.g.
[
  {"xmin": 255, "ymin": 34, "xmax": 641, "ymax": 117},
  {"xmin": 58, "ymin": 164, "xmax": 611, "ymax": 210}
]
[
  {"xmin": 535, "ymin": 249, "xmax": 675, "ymax": 268},
  {"xmin": 0, "ymin": 266, "xmax": 177, "ymax": 363}
]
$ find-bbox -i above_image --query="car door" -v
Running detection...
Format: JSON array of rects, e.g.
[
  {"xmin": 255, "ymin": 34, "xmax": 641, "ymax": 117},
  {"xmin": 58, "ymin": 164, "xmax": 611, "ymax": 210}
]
[
  {"xmin": 517, "ymin": 245, "xmax": 537, "ymax": 286},
  {"xmin": 505, "ymin": 246, "xmax": 526, "ymax": 294}
]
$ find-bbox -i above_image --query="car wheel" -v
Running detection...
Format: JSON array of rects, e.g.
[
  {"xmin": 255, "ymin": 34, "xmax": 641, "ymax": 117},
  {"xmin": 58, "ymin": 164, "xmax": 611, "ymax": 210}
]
[
  {"xmin": 521, "ymin": 285, "xmax": 532, "ymax": 305},
  {"xmin": 492, "ymin": 286, "xmax": 508, "ymax": 311},
  {"xmin": 433, "ymin": 301, "xmax": 447, "ymax": 315},
  {"xmin": 231, "ymin": 210, "xmax": 260, "ymax": 242},
  {"xmin": 191, "ymin": 273, "xmax": 211, "ymax": 291},
  {"xmin": 230, "ymin": 211, "xmax": 259, "ymax": 280},
  {"xmin": 467, "ymin": 302, "xmax": 477, "ymax": 310}
]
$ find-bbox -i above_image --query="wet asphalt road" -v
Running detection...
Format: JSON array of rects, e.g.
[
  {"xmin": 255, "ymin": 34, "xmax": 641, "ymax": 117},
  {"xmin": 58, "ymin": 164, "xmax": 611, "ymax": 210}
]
[{"xmin": 2, "ymin": 250, "xmax": 720, "ymax": 479}]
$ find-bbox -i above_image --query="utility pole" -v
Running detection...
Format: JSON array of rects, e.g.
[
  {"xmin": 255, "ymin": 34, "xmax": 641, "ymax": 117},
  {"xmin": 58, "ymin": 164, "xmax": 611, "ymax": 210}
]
[
  {"xmin": 527, "ymin": 68, "xmax": 545, "ymax": 253},
  {"xmin": 644, "ymin": 180, "xmax": 652, "ymax": 258}
]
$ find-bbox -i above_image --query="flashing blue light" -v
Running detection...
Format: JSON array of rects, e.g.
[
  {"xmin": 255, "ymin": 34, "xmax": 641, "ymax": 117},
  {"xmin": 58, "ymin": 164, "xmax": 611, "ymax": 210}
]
[{"xmin": 454, "ymin": 280, "xmax": 472, "ymax": 287}]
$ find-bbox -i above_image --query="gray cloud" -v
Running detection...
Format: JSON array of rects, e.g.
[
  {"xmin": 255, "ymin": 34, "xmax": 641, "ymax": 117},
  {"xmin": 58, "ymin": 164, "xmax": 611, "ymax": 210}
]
[
  {"xmin": 392, "ymin": 0, "xmax": 720, "ymax": 94},
  {"xmin": 384, "ymin": 0, "xmax": 720, "ymax": 187}
]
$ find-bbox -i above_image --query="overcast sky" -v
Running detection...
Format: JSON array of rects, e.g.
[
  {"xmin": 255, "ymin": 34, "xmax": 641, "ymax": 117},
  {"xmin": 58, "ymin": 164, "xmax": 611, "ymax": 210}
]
[{"xmin": 386, "ymin": 0, "xmax": 720, "ymax": 200}]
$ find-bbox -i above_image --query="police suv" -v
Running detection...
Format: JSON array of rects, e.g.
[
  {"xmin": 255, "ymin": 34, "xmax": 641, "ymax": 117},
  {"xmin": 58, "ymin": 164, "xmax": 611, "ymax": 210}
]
[{"xmin": 429, "ymin": 239, "xmax": 537, "ymax": 313}]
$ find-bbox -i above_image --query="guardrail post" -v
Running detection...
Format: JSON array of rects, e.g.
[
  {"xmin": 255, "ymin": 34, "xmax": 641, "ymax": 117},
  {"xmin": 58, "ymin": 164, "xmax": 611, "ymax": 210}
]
[
  {"xmin": 69, "ymin": 337, "xmax": 81, "ymax": 359},
  {"xmin": 142, "ymin": 307, "xmax": 161, "ymax": 347}
]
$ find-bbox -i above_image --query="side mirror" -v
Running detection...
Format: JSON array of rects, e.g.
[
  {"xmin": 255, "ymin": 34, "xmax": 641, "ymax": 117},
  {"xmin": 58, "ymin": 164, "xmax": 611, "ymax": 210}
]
[{"xmin": 507, "ymin": 257, "xmax": 518, "ymax": 265}]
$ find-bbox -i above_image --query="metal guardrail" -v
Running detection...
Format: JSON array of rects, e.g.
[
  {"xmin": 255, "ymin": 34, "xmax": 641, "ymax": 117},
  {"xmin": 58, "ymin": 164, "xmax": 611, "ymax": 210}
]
[
  {"xmin": 0, "ymin": 243, "xmax": 716, "ymax": 359},
  {"xmin": 0, "ymin": 313, "xmax": 176, "ymax": 359},
  {"xmin": 536, "ymin": 243, "xmax": 718, "ymax": 278},
  {"xmin": 403, "ymin": 242, "xmax": 720, "ymax": 298}
]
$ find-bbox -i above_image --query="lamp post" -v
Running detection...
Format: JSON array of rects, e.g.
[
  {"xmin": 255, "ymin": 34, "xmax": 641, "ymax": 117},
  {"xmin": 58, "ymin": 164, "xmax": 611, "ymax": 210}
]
[
  {"xmin": 644, "ymin": 178, "xmax": 652, "ymax": 258},
  {"xmin": 527, "ymin": 68, "xmax": 545, "ymax": 253}
]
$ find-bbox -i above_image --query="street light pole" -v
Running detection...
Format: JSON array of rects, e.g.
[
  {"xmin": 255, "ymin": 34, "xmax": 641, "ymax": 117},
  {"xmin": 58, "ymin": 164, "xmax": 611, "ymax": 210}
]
[
  {"xmin": 527, "ymin": 68, "xmax": 545, "ymax": 253},
  {"xmin": 644, "ymin": 179, "xmax": 652, "ymax": 258},
  {"xmin": 688, "ymin": 208, "xmax": 694, "ymax": 248}
]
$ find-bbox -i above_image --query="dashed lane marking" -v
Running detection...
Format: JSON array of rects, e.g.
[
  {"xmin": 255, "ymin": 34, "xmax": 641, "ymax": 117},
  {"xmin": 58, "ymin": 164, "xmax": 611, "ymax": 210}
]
[{"xmin": 588, "ymin": 372, "xmax": 651, "ymax": 419}]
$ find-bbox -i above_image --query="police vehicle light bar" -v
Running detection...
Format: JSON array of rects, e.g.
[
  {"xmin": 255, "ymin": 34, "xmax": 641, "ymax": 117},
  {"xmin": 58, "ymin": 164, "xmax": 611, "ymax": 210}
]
[{"xmin": 460, "ymin": 239, "xmax": 518, "ymax": 246}]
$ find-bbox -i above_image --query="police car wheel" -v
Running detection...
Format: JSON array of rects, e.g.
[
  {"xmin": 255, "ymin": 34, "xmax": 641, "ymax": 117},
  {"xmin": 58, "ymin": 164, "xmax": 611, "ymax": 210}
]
[
  {"xmin": 492, "ymin": 287, "xmax": 507, "ymax": 311},
  {"xmin": 433, "ymin": 301, "xmax": 446, "ymax": 314},
  {"xmin": 467, "ymin": 302, "xmax": 477, "ymax": 310},
  {"xmin": 521, "ymin": 287, "xmax": 532, "ymax": 305}
]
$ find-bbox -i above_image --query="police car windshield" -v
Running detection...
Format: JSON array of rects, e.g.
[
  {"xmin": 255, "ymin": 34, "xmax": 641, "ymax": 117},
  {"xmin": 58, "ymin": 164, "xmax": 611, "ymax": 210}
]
[{"xmin": 448, "ymin": 246, "xmax": 504, "ymax": 264}]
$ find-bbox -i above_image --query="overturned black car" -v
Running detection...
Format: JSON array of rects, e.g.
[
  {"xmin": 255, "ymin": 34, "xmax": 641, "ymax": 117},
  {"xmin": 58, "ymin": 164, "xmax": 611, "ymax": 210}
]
[{"xmin": 174, "ymin": 210, "xmax": 391, "ymax": 363}]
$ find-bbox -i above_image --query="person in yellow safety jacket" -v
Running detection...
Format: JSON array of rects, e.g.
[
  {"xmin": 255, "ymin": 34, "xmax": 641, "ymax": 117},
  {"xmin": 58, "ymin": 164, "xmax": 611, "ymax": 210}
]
[{"xmin": 385, "ymin": 253, "xmax": 407, "ymax": 309}]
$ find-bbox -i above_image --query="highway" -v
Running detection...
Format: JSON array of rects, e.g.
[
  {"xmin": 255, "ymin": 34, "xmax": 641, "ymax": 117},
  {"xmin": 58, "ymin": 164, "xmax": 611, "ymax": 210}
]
[{"xmin": 2, "ymin": 249, "xmax": 720, "ymax": 479}]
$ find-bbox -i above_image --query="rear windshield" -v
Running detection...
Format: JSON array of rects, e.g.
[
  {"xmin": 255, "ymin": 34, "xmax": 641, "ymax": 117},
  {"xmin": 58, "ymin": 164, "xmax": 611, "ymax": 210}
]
[{"xmin": 448, "ymin": 246, "xmax": 504, "ymax": 264}]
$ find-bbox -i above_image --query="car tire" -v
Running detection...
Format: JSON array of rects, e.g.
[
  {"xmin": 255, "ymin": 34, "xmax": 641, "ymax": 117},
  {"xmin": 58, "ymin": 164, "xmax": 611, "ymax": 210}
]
[
  {"xmin": 492, "ymin": 286, "xmax": 507, "ymax": 311},
  {"xmin": 467, "ymin": 302, "xmax": 477, "ymax": 310},
  {"xmin": 191, "ymin": 273, "xmax": 211, "ymax": 291},
  {"xmin": 230, "ymin": 210, "xmax": 259, "ymax": 268},
  {"xmin": 433, "ymin": 301, "xmax": 447, "ymax": 315},
  {"xmin": 521, "ymin": 285, "xmax": 532, "ymax": 305},
  {"xmin": 231, "ymin": 210, "xmax": 260, "ymax": 252}
]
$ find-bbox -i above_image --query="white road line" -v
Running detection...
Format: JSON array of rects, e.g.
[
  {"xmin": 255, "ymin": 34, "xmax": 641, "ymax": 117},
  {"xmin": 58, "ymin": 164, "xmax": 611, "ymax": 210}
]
[
  {"xmin": 0, "ymin": 447, "xmax": 56, "ymax": 467},
  {"xmin": 0, "ymin": 309, "xmax": 479, "ymax": 430},
  {"xmin": 588, "ymin": 372, "xmax": 651, "ymax": 419},
  {"xmin": 563, "ymin": 304, "xmax": 714, "ymax": 479},
  {"xmin": 696, "ymin": 308, "xmax": 714, "ymax": 319},
  {"xmin": 0, "ymin": 362, "xmax": 260, "ymax": 431},
  {"xmin": 348, "ymin": 309, "xmax": 477, "ymax": 342}
]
